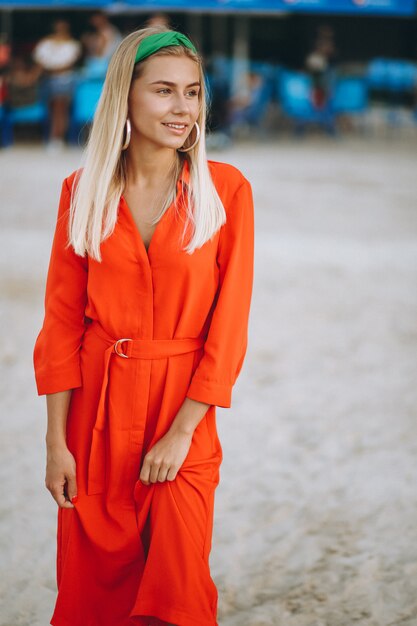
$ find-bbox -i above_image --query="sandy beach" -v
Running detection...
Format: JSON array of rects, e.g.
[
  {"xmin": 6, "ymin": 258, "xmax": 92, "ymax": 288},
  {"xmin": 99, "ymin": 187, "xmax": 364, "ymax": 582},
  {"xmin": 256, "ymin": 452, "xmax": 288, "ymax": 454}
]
[{"xmin": 0, "ymin": 135, "xmax": 416, "ymax": 626}]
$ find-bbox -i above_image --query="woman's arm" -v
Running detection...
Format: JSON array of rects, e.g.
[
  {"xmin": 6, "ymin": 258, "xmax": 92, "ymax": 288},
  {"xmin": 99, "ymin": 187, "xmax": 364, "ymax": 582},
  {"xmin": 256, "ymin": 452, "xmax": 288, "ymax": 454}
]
[
  {"xmin": 34, "ymin": 173, "xmax": 87, "ymax": 506},
  {"xmin": 45, "ymin": 390, "xmax": 78, "ymax": 508},
  {"xmin": 185, "ymin": 177, "xmax": 255, "ymax": 407},
  {"xmin": 34, "ymin": 174, "xmax": 88, "ymax": 396},
  {"xmin": 140, "ymin": 175, "xmax": 255, "ymax": 486}
]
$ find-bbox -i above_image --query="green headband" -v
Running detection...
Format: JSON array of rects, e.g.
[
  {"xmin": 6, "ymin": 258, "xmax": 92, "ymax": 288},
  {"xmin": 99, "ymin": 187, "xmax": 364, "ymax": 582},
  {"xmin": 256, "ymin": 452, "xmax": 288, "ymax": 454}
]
[{"xmin": 134, "ymin": 31, "xmax": 197, "ymax": 64}]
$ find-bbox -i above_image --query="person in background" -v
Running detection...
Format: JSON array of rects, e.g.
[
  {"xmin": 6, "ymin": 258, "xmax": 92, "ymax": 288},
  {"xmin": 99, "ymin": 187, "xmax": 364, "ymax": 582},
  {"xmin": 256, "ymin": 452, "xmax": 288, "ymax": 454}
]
[
  {"xmin": 6, "ymin": 56, "xmax": 41, "ymax": 108},
  {"xmin": 81, "ymin": 12, "xmax": 122, "ymax": 79},
  {"xmin": 33, "ymin": 19, "xmax": 81, "ymax": 151},
  {"xmin": 0, "ymin": 34, "xmax": 11, "ymax": 116},
  {"xmin": 305, "ymin": 24, "xmax": 336, "ymax": 110},
  {"xmin": 145, "ymin": 12, "xmax": 171, "ymax": 29},
  {"xmin": 229, "ymin": 72, "xmax": 264, "ymax": 134},
  {"xmin": 0, "ymin": 33, "xmax": 11, "ymax": 71},
  {"xmin": 88, "ymin": 11, "xmax": 123, "ymax": 60}
]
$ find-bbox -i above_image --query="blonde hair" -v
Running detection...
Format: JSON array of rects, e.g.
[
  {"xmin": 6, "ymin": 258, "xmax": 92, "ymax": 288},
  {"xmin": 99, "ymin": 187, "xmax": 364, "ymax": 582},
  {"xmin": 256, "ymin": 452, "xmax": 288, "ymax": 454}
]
[{"xmin": 69, "ymin": 26, "xmax": 226, "ymax": 262}]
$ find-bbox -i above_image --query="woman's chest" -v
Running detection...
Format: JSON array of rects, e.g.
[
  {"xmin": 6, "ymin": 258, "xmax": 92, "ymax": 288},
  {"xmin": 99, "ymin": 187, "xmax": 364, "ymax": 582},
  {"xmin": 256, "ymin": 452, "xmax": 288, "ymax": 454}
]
[
  {"xmin": 122, "ymin": 189, "xmax": 166, "ymax": 253},
  {"xmin": 84, "ymin": 197, "xmax": 222, "ymax": 336},
  {"xmin": 87, "ymin": 200, "xmax": 220, "ymax": 290}
]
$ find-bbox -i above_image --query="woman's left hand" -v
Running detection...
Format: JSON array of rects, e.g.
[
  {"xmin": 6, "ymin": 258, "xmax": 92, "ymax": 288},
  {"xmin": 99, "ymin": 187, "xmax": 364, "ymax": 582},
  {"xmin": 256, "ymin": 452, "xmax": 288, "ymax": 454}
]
[{"xmin": 139, "ymin": 429, "xmax": 193, "ymax": 485}]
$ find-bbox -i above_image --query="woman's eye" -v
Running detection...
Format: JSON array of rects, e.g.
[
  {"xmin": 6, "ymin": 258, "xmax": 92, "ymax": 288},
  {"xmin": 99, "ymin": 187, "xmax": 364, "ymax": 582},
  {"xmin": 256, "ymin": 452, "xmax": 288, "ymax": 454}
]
[{"xmin": 156, "ymin": 88, "xmax": 199, "ymax": 96}]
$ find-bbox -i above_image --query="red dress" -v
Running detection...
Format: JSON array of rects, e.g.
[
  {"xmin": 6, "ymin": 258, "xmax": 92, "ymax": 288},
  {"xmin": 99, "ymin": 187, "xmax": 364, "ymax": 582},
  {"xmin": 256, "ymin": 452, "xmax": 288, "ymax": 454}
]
[{"xmin": 33, "ymin": 158, "xmax": 255, "ymax": 626}]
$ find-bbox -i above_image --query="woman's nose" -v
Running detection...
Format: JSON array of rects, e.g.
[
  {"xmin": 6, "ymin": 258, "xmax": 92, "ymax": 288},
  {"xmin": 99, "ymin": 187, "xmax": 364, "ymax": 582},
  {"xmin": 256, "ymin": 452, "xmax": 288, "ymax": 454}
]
[{"xmin": 171, "ymin": 93, "xmax": 190, "ymax": 114}]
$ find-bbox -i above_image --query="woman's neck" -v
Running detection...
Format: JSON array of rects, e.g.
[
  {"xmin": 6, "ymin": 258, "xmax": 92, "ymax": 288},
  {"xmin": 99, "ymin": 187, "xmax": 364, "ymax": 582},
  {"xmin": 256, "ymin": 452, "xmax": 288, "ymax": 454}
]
[{"xmin": 125, "ymin": 144, "xmax": 179, "ymax": 188}]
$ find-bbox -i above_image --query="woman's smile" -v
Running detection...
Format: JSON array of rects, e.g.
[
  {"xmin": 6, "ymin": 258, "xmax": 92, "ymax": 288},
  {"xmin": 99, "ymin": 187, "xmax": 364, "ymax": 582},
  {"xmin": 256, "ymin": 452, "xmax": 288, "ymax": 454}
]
[{"xmin": 162, "ymin": 122, "xmax": 188, "ymax": 134}]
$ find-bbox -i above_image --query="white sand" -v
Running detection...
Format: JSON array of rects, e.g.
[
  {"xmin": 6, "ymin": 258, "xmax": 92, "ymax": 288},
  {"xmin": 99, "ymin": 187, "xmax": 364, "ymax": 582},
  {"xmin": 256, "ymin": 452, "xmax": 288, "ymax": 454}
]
[{"xmin": 0, "ymin": 136, "xmax": 416, "ymax": 626}]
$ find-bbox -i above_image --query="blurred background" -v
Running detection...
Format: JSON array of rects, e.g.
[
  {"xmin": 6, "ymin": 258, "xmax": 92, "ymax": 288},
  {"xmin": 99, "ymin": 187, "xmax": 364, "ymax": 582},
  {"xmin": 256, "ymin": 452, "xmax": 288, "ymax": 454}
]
[
  {"xmin": 1, "ymin": 2, "xmax": 417, "ymax": 626},
  {"xmin": 0, "ymin": 0, "xmax": 417, "ymax": 146}
]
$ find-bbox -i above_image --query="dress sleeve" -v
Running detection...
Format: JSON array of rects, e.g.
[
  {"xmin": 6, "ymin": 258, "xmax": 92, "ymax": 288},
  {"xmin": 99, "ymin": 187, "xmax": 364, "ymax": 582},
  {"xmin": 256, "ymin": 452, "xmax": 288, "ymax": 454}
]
[
  {"xmin": 186, "ymin": 177, "xmax": 255, "ymax": 408},
  {"xmin": 33, "ymin": 177, "xmax": 88, "ymax": 396}
]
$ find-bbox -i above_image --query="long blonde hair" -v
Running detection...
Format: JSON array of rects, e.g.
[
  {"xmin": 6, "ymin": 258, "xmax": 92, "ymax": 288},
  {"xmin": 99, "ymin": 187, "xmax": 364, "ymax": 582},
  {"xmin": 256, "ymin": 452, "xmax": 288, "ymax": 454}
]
[{"xmin": 69, "ymin": 26, "xmax": 226, "ymax": 262}]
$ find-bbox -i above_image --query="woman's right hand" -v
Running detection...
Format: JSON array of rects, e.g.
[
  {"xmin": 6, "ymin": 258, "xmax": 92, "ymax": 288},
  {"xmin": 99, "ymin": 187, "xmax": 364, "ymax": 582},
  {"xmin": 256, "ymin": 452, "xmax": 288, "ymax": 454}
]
[{"xmin": 45, "ymin": 444, "xmax": 78, "ymax": 508}]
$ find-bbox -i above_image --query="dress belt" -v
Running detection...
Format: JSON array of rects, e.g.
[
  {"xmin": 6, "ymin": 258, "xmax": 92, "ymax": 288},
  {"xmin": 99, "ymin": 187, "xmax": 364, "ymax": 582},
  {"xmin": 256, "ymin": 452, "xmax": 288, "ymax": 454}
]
[{"xmin": 86, "ymin": 319, "xmax": 206, "ymax": 496}]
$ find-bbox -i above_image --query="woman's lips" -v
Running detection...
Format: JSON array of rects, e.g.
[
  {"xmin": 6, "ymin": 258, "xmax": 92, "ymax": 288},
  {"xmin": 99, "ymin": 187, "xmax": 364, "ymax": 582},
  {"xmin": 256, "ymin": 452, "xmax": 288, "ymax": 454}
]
[{"xmin": 162, "ymin": 123, "xmax": 188, "ymax": 135}]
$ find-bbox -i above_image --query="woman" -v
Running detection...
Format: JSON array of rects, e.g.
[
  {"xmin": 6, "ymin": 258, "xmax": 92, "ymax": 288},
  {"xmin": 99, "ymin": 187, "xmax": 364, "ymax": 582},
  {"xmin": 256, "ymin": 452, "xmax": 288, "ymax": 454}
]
[
  {"xmin": 33, "ymin": 19, "xmax": 81, "ymax": 150},
  {"xmin": 33, "ymin": 26, "xmax": 254, "ymax": 626}
]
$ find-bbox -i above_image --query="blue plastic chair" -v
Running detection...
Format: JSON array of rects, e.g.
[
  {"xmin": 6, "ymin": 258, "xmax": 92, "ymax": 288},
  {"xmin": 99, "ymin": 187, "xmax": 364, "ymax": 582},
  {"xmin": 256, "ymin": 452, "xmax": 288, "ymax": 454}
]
[
  {"xmin": 69, "ymin": 79, "xmax": 104, "ymax": 144},
  {"xmin": 9, "ymin": 101, "xmax": 48, "ymax": 123},
  {"xmin": 331, "ymin": 78, "xmax": 369, "ymax": 115},
  {"xmin": 1, "ymin": 100, "xmax": 49, "ymax": 146},
  {"xmin": 367, "ymin": 58, "xmax": 388, "ymax": 91},
  {"xmin": 385, "ymin": 60, "xmax": 417, "ymax": 93},
  {"xmin": 367, "ymin": 58, "xmax": 417, "ymax": 128},
  {"xmin": 81, "ymin": 56, "xmax": 109, "ymax": 80},
  {"xmin": 278, "ymin": 71, "xmax": 335, "ymax": 133},
  {"xmin": 279, "ymin": 71, "xmax": 315, "ymax": 118},
  {"xmin": 367, "ymin": 58, "xmax": 417, "ymax": 94}
]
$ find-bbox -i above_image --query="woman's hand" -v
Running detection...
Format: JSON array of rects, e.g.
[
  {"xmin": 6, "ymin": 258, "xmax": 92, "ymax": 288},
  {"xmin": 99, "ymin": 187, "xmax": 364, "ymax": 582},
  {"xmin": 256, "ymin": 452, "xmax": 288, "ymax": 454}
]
[
  {"xmin": 45, "ymin": 444, "xmax": 78, "ymax": 508},
  {"xmin": 139, "ymin": 429, "xmax": 193, "ymax": 485}
]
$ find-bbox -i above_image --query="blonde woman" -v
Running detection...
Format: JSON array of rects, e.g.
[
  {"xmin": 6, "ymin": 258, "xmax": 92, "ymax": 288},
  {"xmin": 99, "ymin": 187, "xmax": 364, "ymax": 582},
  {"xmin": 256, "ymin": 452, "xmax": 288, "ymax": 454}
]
[{"xmin": 34, "ymin": 26, "xmax": 254, "ymax": 626}]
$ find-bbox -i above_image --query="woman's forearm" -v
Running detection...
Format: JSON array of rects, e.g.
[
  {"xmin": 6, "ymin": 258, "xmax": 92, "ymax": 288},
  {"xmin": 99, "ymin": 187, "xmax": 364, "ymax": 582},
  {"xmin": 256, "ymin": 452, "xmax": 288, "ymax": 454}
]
[
  {"xmin": 44, "ymin": 390, "xmax": 78, "ymax": 508},
  {"xmin": 169, "ymin": 397, "xmax": 211, "ymax": 436},
  {"xmin": 46, "ymin": 390, "xmax": 72, "ymax": 448}
]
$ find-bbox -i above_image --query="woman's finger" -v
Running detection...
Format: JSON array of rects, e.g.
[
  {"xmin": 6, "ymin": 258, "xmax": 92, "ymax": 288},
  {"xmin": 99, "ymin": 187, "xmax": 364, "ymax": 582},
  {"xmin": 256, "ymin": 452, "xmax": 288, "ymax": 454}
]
[
  {"xmin": 66, "ymin": 473, "xmax": 78, "ymax": 503},
  {"xmin": 139, "ymin": 457, "xmax": 151, "ymax": 485},
  {"xmin": 166, "ymin": 467, "xmax": 177, "ymax": 481},
  {"xmin": 149, "ymin": 460, "xmax": 161, "ymax": 484},
  {"xmin": 50, "ymin": 482, "xmax": 74, "ymax": 508},
  {"xmin": 157, "ymin": 464, "xmax": 170, "ymax": 482}
]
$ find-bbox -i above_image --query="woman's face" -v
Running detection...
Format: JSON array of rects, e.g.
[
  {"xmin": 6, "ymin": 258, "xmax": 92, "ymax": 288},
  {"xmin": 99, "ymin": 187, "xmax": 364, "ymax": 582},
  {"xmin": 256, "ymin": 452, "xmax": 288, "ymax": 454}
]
[{"xmin": 127, "ymin": 53, "xmax": 201, "ymax": 152}]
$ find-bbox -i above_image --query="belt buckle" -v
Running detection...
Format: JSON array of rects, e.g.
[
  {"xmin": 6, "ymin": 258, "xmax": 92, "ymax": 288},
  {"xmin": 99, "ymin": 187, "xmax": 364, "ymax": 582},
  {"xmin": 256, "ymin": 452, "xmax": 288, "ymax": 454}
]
[{"xmin": 114, "ymin": 338, "xmax": 132, "ymax": 358}]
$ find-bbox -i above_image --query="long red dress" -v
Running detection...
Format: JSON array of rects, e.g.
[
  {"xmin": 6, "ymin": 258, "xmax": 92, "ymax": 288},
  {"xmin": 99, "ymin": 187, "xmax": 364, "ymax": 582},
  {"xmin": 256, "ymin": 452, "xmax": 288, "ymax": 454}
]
[{"xmin": 33, "ymin": 157, "xmax": 254, "ymax": 626}]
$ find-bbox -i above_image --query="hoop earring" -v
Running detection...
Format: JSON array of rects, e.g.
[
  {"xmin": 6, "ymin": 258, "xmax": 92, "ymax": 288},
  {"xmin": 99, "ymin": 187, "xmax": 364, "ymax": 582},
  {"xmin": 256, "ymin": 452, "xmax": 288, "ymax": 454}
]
[
  {"xmin": 177, "ymin": 121, "xmax": 200, "ymax": 153},
  {"xmin": 121, "ymin": 118, "xmax": 131, "ymax": 151}
]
